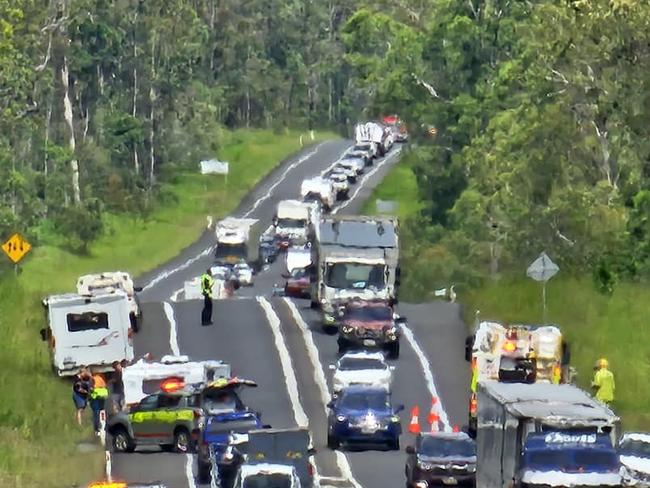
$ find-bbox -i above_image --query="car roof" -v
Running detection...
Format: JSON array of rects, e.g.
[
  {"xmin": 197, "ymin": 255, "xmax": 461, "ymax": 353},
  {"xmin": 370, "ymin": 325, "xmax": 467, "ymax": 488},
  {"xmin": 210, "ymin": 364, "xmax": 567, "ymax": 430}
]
[{"xmin": 418, "ymin": 431, "xmax": 473, "ymax": 442}]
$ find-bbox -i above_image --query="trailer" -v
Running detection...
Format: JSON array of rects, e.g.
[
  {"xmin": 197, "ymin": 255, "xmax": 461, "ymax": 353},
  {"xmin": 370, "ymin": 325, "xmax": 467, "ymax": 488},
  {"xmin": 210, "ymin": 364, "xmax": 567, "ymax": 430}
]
[{"xmin": 476, "ymin": 382, "xmax": 621, "ymax": 488}]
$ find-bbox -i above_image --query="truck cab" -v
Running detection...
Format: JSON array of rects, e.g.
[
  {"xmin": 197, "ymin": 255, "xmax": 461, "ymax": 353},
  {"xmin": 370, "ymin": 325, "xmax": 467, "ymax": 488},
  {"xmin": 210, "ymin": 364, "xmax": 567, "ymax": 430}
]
[
  {"xmin": 40, "ymin": 291, "xmax": 134, "ymax": 376},
  {"xmin": 273, "ymin": 200, "xmax": 317, "ymax": 248},
  {"xmin": 300, "ymin": 178, "xmax": 335, "ymax": 212},
  {"xmin": 214, "ymin": 217, "xmax": 262, "ymax": 270}
]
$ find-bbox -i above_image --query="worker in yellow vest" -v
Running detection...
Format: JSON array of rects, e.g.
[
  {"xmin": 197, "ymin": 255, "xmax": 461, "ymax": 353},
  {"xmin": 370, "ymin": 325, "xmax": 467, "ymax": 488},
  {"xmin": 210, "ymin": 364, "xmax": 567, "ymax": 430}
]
[
  {"xmin": 90, "ymin": 371, "xmax": 109, "ymax": 435},
  {"xmin": 470, "ymin": 357, "xmax": 478, "ymax": 393},
  {"xmin": 591, "ymin": 358, "xmax": 615, "ymax": 406},
  {"xmin": 201, "ymin": 269, "xmax": 214, "ymax": 325}
]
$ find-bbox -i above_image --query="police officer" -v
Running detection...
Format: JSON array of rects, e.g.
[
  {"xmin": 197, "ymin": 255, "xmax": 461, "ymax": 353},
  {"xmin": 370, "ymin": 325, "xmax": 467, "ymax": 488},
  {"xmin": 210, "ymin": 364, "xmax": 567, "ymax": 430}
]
[
  {"xmin": 591, "ymin": 358, "xmax": 615, "ymax": 405},
  {"xmin": 201, "ymin": 268, "xmax": 214, "ymax": 325}
]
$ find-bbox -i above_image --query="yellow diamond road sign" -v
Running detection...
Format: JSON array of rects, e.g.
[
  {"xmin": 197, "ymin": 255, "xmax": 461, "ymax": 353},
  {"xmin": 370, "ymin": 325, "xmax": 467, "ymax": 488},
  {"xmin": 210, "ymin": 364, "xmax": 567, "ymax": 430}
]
[{"xmin": 2, "ymin": 233, "xmax": 32, "ymax": 264}]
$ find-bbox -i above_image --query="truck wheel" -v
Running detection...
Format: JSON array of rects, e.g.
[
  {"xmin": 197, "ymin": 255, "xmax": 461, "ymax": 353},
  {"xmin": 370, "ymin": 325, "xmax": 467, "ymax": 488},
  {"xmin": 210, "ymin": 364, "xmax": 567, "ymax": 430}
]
[
  {"xmin": 197, "ymin": 460, "xmax": 211, "ymax": 483},
  {"xmin": 327, "ymin": 433, "xmax": 339, "ymax": 450},
  {"xmin": 173, "ymin": 427, "xmax": 192, "ymax": 453},
  {"xmin": 387, "ymin": 341, "xmax": 400, "ymax": 359},
  {"xmin": 112, "ymin": 426, "xmax": 135, "ymax": 453}
]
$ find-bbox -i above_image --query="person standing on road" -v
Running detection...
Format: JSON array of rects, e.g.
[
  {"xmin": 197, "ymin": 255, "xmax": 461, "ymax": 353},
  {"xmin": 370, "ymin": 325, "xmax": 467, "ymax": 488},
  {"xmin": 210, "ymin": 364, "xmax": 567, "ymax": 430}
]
[
  {"xmin": 108, "ymin": 360, "xmax": 125, "ymax": 413},
  {"xmin": 72, "ymin": 368, "xmax": 92, "ymax": 426},
  {"xmin": 591, "ymin": 358, "xmax": 615, "ymax": 406},
  {"xmin": 201, "ymin": 268, "xmax": 214, "ymax": 325},
  {"xmin": 90, "ymin": 369, "xmax": 109, "ymax": 435}
]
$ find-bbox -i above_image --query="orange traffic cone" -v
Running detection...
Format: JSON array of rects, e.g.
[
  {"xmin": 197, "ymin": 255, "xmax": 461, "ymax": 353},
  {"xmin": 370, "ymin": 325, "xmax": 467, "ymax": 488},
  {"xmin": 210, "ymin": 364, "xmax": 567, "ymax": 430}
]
[
  {"xmin": 408, "ymin": 406, "xmax": 421, "ymax": 434},
  {"xmin": 427, "ymin": 397, "xmax": 439, "ymax": 424},
  {"xmin": 429, "ymin": 413, "xmax": 440, "ymax": 432}
]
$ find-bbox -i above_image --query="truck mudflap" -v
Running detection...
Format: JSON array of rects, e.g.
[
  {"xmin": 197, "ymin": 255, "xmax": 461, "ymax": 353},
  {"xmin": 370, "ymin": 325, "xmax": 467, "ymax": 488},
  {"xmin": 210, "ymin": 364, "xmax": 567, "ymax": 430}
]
[{"xmin": 520, "ymin": 470, "xmax": 622, "ymax": 487}]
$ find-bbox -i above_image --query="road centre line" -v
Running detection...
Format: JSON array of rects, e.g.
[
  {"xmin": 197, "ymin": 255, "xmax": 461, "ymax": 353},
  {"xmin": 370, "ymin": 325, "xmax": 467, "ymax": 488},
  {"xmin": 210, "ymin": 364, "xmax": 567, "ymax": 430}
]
[
  {"xmin": 162, "ymin": 301, "xmax": 180, "ymax": 356},
  {"xmin": 256, "ymin": 297, "xmax": 310, "ymax": 427},
  {"xmin": 283, "ymin": 298, "xmax": 363, "ymax": 488},
  {"xmin": 333, "ymin": 147, "xmax": 402, "ymax": 214},
  {"xmin": 400, "ymin": 324, "xmax": 452, "ymax": 431},
  {"xmin": 243, "ymin": 142, "xmax": 327, "ymax": 218}
]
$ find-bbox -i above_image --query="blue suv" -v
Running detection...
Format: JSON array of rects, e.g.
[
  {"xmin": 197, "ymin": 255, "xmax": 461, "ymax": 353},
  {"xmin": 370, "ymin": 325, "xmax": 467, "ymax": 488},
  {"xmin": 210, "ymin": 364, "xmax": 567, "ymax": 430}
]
[{"xmin": 327, "ymin": 386, "xmax": 403, "ymax": 450}]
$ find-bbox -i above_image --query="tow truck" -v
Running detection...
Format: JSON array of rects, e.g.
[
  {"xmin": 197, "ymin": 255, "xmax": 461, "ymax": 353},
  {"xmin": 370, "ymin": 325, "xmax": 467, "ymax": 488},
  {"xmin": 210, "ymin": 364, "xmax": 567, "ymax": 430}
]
[{"xmin": 465, "ymin": 321, "xmax": 572, "ymax": 436}]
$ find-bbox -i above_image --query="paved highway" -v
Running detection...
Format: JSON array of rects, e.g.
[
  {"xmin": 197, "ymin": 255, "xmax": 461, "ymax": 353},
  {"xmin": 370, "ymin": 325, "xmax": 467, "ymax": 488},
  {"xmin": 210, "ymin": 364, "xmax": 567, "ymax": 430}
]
[{"xmin": 112, "ymin": 139, "xmax": 470, "ymax": 488}]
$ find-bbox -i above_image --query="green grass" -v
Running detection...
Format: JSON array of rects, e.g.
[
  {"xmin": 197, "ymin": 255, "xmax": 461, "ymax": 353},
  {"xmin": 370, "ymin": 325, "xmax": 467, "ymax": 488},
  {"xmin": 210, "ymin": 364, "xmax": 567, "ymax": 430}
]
[
  {"xmin": 360, "ymin": 159, "xmax": 424, "ymax": 218},
  {"xmin": 0, "ymin": 128, "xmax": 338, "ymax": 488},
  {"xmin": 465, "ymin": 276, "xmax": 650, "ymax": 431},
  {"xmin": 364, "ymin": 150, "xmax": 650, "ymax": 431}
]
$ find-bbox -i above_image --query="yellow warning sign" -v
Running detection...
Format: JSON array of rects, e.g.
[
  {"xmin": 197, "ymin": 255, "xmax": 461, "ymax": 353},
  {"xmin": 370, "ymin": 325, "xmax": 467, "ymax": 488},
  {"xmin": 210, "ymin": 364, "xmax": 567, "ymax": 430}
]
[{"xmin": 1, "ymin": 233, "xmax": 32, "ymax": 264}]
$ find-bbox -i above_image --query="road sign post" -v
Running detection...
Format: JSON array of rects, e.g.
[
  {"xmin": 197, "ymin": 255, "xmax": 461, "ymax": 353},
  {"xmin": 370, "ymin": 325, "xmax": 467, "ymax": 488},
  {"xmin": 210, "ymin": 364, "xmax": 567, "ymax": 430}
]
[{"xmin": 526, "ymin": 252, "xmax": 559, "ymax": 323}]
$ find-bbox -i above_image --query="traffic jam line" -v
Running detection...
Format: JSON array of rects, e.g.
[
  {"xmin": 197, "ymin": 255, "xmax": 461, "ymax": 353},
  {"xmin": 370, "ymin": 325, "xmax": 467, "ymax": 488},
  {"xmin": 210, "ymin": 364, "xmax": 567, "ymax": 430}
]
[{"xmin": 283, "ymin": 298, "xmax": 363, "ymax": 488}]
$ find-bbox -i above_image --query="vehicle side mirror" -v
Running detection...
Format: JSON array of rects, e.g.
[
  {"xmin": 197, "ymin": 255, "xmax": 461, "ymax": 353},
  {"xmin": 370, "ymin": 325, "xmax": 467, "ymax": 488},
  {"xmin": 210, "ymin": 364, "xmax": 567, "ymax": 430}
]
[
  {"xmin": 465, "ymin": 335, "xmax": 475, "ymax": 362},
  {"xmin": 405, "ymin": 446, "xmax": 416, "ymax": 454},
  {"xmin": 328, "ymin": 364, "xmax": 336, "ymax": 371},
  {"xmin": 134, "ymin": 286, "xmax": 143, "ymax": 292},
  {"xmin": 281, "ymin": 273, "xmax": 290, "ymax": 279},
  {"xmin": 326, "ymin": 401, "xmax": 335, "ymax": 409},
  {"xmin": 395, "ymin": 317, "xmax": 407, "ymax": 326},
  {"xmin": 394, "ymin": 404, "xmax": 405, "ymax": 413},
  {"xmin": 39, "ymin": 328, "xmax": 49, "ymax": 342},
  {"xmin": 263, "ymin": 424, "xmax": 272, "ymax": 429},
  {"xmin": 41, "ymin": 298, "xmax": 49, "ymax": 308},
  {"xmin": 308, "ymin": 447, "xmax": 317, "ymax": 456}
]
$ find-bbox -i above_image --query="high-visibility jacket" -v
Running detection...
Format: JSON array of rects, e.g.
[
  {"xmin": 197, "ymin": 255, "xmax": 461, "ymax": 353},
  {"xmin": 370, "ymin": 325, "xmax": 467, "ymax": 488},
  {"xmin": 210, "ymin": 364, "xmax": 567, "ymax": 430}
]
[
  {"xmin": 91, "ymin": 374, "xmax": 109, "ymax": 399},
  {"xmin": 470, "ymin": 365, "xmax": 478, "ymax": 393},
  {"xmin": 552, "ymin": 364, "xmax": 562, "ymax": 384},
  {"xmin": 592, "ymin": 368, "xmax": 615, "ymax": 403},
  {"xmin": 201, "ymin": 273, "xmax": 214, "ymax": 298}
]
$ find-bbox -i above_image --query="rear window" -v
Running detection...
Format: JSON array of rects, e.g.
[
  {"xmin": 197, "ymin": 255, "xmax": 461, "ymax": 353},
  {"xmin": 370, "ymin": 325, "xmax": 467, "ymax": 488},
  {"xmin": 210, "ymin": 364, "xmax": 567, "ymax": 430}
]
[
  {"xmin": 243, "ymin": 473, "xmax": 291, "ymax": 488},
  {"xmin": 207, "ymin": 418, "xmax": 259, "ymax": 434},
  {"xmin": 66, "ymin": 312, "xmax": 109, "ymax": 332}
]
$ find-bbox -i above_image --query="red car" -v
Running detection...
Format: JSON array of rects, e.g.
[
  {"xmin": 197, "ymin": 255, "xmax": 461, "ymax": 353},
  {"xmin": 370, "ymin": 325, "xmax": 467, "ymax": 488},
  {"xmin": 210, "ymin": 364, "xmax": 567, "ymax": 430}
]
[
  {"xmin": 337, "ymin": 300, "xmax": 402, "ymax": 359},
  {"xmin": 283, "ymin": 268, "xmax": 311, "ymax": 298}
]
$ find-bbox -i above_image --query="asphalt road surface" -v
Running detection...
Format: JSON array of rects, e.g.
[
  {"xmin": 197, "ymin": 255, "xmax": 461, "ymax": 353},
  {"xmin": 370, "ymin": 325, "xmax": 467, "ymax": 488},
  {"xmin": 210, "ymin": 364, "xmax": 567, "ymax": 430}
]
[{"xmin": 112, "ymin": 140, "xmax": 470, "ymax": 488}]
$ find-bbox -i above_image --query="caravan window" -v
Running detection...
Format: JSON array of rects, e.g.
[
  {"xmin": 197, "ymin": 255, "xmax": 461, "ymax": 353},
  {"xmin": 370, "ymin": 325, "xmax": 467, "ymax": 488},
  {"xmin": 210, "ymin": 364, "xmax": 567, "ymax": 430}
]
[{"xmin": 66, "ymin": 312, "xmax": 109, "ymax": 332}]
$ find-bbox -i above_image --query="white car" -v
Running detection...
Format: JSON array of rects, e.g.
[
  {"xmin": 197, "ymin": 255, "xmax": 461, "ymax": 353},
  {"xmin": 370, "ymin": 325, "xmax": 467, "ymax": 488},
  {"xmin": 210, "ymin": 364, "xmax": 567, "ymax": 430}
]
[
  {"xmin": 329, "ymin": 351, "xmax": 394, "ymax": 395},
  {"xmin": 338, "ymin": 157, "xmax": 365, "ymax": 175},
  {"xmin": 324, "ymin": 170, "xmax": 350, "ymax": 200},
  {"xmin": 210, "ymin": 264, "xmax": 233, "ymax": 281},
  {"xmin": 620, "ymin": 433, "xmax": 650, "ymax": 486},
  {"xmin": 233, "ymin": 263, "xmax": 254, "ymax": 286}
]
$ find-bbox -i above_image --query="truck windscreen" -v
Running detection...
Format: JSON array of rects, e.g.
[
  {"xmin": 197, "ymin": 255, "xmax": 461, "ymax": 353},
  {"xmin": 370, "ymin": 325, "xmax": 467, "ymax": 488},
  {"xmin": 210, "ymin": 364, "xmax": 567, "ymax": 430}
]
[
  {"xmin": 215, "ymin": 243, "xmax": 247, "ymax": 260},
  {"xmin": 523, "ymin": 449, "xmax": 619, "ymax": 471},
  {"xmin": 325, "ymin": 263, "xmax": 385, "ymax": 289},
  {"xmin": 243, "ymin": 473, "xmax": 292, "ymax": 488},
  {"xmin": 277, "ymin": 218, "xmax": 305, "ymax": 228}
]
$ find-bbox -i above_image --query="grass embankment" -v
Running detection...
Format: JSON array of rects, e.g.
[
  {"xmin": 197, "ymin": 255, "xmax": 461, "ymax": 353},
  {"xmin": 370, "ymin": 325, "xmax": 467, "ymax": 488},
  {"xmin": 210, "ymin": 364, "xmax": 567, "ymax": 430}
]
[
  {"xmin": 0, "ymin": 128, "xmax": 337, "ymax": 487},
  {"xmin": 363, "ymin": 153, "xmax": 650, "ymax": 431}
]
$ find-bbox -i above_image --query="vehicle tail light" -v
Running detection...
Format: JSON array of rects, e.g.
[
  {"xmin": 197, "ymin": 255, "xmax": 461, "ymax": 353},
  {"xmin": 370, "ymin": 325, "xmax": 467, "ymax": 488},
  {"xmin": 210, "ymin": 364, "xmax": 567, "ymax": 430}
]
[
  {"xmin": 308, "ymin": 462, "xmax": 314, "ymax": 477},
  {"xmin": 160, "ymin": 377, "xmax": 185, "ymax": 392},
  {"xmin": 128, "ymin": 328, "xmax": 134, "ymax": 339},
  {"xmin": 469, "ymin": 394, "xmax": 478, "ymax": 415}
]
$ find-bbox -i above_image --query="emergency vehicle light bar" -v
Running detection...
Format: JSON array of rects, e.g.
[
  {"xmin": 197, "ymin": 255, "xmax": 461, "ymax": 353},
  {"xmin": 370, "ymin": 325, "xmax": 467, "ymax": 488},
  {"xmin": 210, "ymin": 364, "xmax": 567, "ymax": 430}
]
[{"xmin": 160, "ymin": 376, "xmax": 185, "ymax": 392}]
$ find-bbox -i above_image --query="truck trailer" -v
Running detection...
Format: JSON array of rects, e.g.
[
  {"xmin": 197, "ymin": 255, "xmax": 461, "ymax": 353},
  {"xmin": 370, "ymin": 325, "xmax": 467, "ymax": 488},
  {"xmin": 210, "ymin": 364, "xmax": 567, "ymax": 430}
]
[{"xmin": 476, "ymin": 381, "xmax": 621, "ymax": 488}]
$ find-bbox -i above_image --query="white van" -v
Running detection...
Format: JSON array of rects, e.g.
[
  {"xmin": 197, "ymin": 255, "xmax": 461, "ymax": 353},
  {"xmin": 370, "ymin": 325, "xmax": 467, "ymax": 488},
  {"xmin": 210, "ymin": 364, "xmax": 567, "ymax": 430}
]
[{"xmin": 41, "ymin": 291, "xmax": 134, "ymax": 376}]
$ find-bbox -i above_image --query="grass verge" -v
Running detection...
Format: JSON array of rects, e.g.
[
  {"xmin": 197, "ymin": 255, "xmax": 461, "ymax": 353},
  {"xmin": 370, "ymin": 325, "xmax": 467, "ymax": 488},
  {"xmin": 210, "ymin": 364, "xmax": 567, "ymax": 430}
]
[
  {"xmin": 363, "ymin": 148, "xmax": 650, "ymax": 431},
  {"xmin": 0, "ymin": 128, "xmax": 337, "ymax": 487}
]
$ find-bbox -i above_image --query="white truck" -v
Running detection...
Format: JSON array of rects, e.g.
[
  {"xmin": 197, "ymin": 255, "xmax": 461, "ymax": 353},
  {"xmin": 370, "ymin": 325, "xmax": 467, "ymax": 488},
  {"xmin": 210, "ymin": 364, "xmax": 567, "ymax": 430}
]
[
  {"xmin": 76, "ymin": 271, "xmax": 142, "ymax": 332},
  {"xmin": 355, "ymin": 122, "xmax": 392, "ymax": 156},
  {"xmin": 214, "ymin": 217, "xmax": 262, "ymax": 270},
  {"xmin": 40, "ymin": 291, "xmax": 134, "ymax": 376},
  {"xmin": 274, "ymin": 200, "xmax": 318, "ymax": 248},
  {"xmin": 300, "ymin": 177, "xmax": 335, "ymax": 212},
  {"xmin": 310, "ymin": 216, "xmax": 400, "ymax": 322}
]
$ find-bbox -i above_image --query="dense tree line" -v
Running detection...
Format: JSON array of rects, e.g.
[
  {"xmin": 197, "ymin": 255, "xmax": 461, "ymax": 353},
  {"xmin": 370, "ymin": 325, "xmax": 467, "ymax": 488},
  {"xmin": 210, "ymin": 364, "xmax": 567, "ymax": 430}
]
[
  {"xmin": 0, "ymin": 0, "xmax": 361, "ymax": 250},
  {"xmin": 344, "ymin": 0, "xmax": 650, "ymax": 290}
]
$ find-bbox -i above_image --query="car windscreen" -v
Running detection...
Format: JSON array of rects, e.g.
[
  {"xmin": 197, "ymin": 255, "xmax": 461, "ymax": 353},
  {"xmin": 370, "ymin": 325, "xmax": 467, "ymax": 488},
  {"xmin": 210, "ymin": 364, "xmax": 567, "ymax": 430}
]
[
  {"xmin": 243, "ymin": 473, "xmax": 292, "ymax": 488},
  {"xmin": 325, "ymin": 263, "xmax": 385, "ymax": 289},
  {"xmin": 207, "ymin": 418, "xmax": 258, "ymax": 434},
  {"xmin": 277, "ymin": 218, "xmax": 305, "ymax": 229},
  {"xmin": 290, "ymin": 268, "xmax": 308, "ymax": 279},
  {"xmin": 345, "ymin": 306, "xmax": 392, "ymax": 321},
  {"xmin": 418, "ymin": 437, "xmax": 475, "ymax": 457},
  {"xmin": 340, "ymin": 391, "xmax": 390, "ymax": 410},
  {"xmin": 338, "ymin": 357, "xmax": 386, "ymax": 371},
  {"xmin": 202, "ymin": 391, "xmax": 242, "ymax": 413},
  {"xmin": 620, "ymin": 439, "xmax": 650, "ymax": 458},
  {"xmin": 66, "ymin": 312, "xmax": 109, "ymax": 332}
]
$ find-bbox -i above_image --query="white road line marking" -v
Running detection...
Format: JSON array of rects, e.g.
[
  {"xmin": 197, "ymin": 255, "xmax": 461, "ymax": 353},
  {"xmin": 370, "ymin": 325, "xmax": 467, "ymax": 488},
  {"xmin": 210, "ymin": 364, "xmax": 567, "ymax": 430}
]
[
  {"xmin": 170, "ymin": 288, "xmax": 183, "ymax": 302},
  {"xmin": 163, "ymin": 301, "xmax": 180, "ymax": 356},
  {"xmin": 256, "ymin": 297, "xmax": 310, "ymax": 427},
  {"xmin": 283, "ymin": 298, "xmax": 363, "ymax": 488},
  {"xmin": 243, "ymin": 142, "xmax": 328, "ymax": 218},
  {"xmin": 186, "ymin": 453, "xmax": 198, "ymax": 488},
  {"xmin": 400, "ymin": 324, "xmax": 452, "ymax": 431},
  {"xmin": 105, "ymin": 450, "xmax": 112, "ymax": 481},
  {"xmin": 144, "ymin": 141, "xmax": 331, "ymax": 292},
  {"xmin": 333, "ymin": 148, "xmax": 402, "ymax": 214}
]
